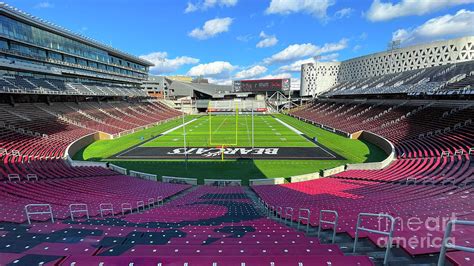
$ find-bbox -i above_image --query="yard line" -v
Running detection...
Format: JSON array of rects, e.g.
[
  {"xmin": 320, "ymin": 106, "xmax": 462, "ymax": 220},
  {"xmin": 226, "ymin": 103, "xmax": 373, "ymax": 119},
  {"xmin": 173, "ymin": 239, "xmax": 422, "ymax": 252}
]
[
  {"xmin": 244, "ymin": 114, "xmax": 251, "ymax": 144},
  {"xmin": 161, "ymin": 118, "xmax": 197, "ymax": 135},
  {"xmin": 273, "ymin": 117, "xmax": 303, "ymax": 135},
  {"xmin": 211, "ymin": 115, "xmax": 228, "ymax": 134}
]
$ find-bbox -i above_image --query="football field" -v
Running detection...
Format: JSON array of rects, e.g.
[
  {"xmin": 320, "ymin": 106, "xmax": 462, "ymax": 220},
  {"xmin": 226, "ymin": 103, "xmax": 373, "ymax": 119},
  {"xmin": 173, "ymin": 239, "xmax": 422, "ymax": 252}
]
[
  {"xmin": 115, "ymin": 115, "xmax": 340, "ymax": 160},
  {"xmin": 75, "ymin": 114, "xmax": 386, "ymax": 183},
  {"xmin": 143, "ymin": 115, "xmax": 315, "ymax": 148}
]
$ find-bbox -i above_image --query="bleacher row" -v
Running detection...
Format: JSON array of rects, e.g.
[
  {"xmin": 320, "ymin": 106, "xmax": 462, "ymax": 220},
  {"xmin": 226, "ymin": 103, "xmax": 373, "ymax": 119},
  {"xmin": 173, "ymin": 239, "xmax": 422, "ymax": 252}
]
[
  {"xmin": 324, "ymin": 61, "xmax": 474, "ymax": 96},
  {"xmin": 0, "ymin": 101, "xmax": 181, "ymax": 166},
  {"xmin": 252, "ymin": 178, "xmax": 474, "ymax": 262},
  {"xmin": 0, "ymin": 97, "xmax": 472, "ymax": 264},
  {"xmin": 247, "ymin": 99, "xmax": 474, "ymax": 264},
  {"xmin": 0, "ymin": 74, "xmax": 147, "ymax": 97},
  {"xmin": 291, "ymin": 100, "xmax": 473, "ymax": 159},
  {"xmin": 0, "ymin": 185, "xmax": 374, "ymax": 265}
]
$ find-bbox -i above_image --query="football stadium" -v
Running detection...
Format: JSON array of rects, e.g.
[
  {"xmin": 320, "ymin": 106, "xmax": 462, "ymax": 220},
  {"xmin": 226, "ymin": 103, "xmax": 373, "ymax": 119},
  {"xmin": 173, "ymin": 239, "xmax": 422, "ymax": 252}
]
[{"xmin": 0, "ymin": 1, "xmax": 473, "ymax": 265}]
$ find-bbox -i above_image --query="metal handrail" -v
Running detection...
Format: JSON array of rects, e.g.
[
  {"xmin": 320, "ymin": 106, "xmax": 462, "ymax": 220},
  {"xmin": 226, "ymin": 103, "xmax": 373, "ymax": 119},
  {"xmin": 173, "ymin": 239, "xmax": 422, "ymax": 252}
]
[
  {"xmin": 147, "ymin": 198, "xmax": 155, "ymax": 208},
  {"xmin": 69, "ymin": 204, "xmax": 89, "ymax": 221},
  {"xmin": 121, "ymin": 203, "xmax": 132, "ymax": 215},
  {"xmin": 99, "ymin": 203, "xmax": 114, "ymax": 217},
  {"xmin": 136, "ymin": 200, "xmax": 145, "ymax": 213},
  {"xmin": 438, "ymin": 220, "xmax": 474, "ymax": 266},
  {"xmin": 353, "ymin": 213, "xmax": 395, "ymax": 265},
  {"xmin": 297, "ymin": 208, "xmax": 311, "ymax": 233},
  {"xmin": 285, "ymin": 207, "xmax": 294, "ymax": 225},
  {"xmin": 26, "ymin": 174, "xmax": 38, "ymax": 181},
  {"xmin": 157, "ymin": 196, "xmax": 164, "ymax": 205},
  {"xmin": 318, "ymin": 210, "xmax": 339, "ymax": 243},
  {"xmin": 8, "ymin": 174, "xmax": 20, "ymax": 182},
  {"xmin": 276, "ymin": 206, "xmax": 283, "ymax": 219},
  {"xmin": 25, "ymin": 204, "xmax": 54, "ymax": 224}
]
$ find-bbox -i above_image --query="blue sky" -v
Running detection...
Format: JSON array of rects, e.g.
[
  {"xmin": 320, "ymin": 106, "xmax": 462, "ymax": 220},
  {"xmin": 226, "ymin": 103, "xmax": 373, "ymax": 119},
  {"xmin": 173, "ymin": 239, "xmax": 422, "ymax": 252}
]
[{"xmin": 5, "ymin": 0, "xmax": 474, "ymax": 83}]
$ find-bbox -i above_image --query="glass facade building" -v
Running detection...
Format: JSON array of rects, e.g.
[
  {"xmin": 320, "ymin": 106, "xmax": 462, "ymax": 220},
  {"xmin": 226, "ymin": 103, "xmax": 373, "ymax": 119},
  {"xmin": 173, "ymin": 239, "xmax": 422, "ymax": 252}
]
[{"xmin": 0, "ymin": 4, "xmax": 153, "ymax": 83}]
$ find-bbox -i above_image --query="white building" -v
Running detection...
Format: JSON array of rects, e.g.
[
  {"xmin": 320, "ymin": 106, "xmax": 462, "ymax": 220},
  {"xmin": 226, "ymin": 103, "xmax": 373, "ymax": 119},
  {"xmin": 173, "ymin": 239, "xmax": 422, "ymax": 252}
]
[{"xmin": 300, "ymin": 36, "xmax": 474, "ymax": 97}]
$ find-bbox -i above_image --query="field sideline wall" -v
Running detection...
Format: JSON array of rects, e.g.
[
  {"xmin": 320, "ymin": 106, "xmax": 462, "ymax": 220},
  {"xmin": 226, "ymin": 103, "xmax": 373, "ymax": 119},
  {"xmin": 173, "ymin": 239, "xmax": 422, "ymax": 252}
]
[
  {"xmin": 65, "ymin": 132, "xmax": 102, "ymax": 160},
  {"xmin": 346, "ymin": 131, "xmax": 395, "ymax": 170}
]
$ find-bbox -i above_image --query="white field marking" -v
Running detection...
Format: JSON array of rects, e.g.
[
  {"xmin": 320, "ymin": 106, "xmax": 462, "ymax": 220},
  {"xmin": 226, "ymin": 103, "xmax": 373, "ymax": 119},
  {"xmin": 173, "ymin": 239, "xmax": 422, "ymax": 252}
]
[
  {"xmin": 211, "ymin": 116, "xmax": 228, "ymax": 134},
  {"xmin": 280, "ymin": 138, "xmax": 287, "ymax": 141},
  {"xmin": 161, "ymin": 118, "xmax": 198, "ymax": 135},
  {"xmin": 244, "ymin": 114, "xmax": 251, "ymax": 144},
  {"xmin": 273, "ymin": 117, "xmax": 336, "ymax": 158},
  {"xmin": 273, "ymin": 118, "xmax": 303, "ymax": 135},
  {"xmin": 275, "ymin": 133, "xmax": 281, "ymax": 135},
  {"xmin": 115, "ymin": 118, "xmax": 198, "ymax": 157}
]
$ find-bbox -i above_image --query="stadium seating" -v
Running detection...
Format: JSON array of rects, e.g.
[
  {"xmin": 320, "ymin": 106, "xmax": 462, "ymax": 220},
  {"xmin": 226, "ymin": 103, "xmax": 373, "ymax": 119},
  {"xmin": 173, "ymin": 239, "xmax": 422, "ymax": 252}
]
[
  {"xmin": 0, "ymin": 74, "xmax": 147, "ymax": 97},
  {"xmin": 324, "ymin": 61, "xmax": 474, "ymax": 96},
  {"xmin": 0, "ymin": 101, "xmax": 181, "ymax": 166},
  {"xmin": 0, "ymin": 174, "xmax": 190, "ymax": 223},
  {"xmin": 0, "ymin": 185, "xmax": 372, "ymax": 265},
  {"xmin": 252, "ymin": 178, "xmax": 474, "ymax": 256}
]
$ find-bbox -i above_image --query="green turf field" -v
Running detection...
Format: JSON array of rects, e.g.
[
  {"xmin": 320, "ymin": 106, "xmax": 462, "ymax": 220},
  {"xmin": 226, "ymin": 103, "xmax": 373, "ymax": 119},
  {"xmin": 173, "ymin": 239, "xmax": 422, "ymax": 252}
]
[
  {"xmin": 142, "ymin": 115, "xmax": 315, "ymax": 148},
  {"xmin": 74, "ymin": 114, "xmax": 387, "ymax": 184}
]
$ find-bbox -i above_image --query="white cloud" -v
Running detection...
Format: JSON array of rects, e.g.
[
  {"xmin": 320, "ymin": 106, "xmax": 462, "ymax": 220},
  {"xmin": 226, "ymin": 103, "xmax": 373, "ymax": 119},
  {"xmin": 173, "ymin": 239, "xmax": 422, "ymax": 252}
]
[
  {"xmin": 207, "ymin": 78, "xmax": 233, "ymax": 85},
  {"xmin": 256, "ymin": 31, "xmax": 278, "ymax": 48},
  {"xmin": 260, "ymin": 73, "xmax": 293, "ymax": 79},
  {"xmin": 236, "ymin": 34, "xmax": 253, "ymax": 42},
  {"xmin": 367, "ymin": 0, "xmax": 474, "ymax": 21},
  {"xmin": 265, "ymin": 0, "xmax": 335, "ymax": 20},
  {"xmin": 276, "ymin": 53, "xmax": 339, "ymax": 72},
  {"xmin": 184, "ymin": 2, "xmax": 198, "ymax": 13},
  {"xmin": 187, "ymin": 61, "xmax": 235, "ymax": 78},
  {"xmin": 234, "ymin": 65, "xmax": 268, "ymax": 79},
  {"xmin": 189, "ymin": 17, "xmax": 233, "ymax": 40},
  {"xmin": 334, "ymin": 8, "xmax": 354, "ymax": 19},
  {"xmin": 263, "ymin": 39, "xmax": 348, "ymax": 65},
  {"xmin": 353, "ymin": 45, "xmax": 363, "ymax": 52},
  {"xmin": 185, "ymin": 0, "xmax": 238, "ymax": 13},
  {"xmin": 140, "ymin": 52, "xmax": 200, "ymax": 74},
  {"xmin": 392, "ymin": 9, "xmax": 474, "ymax": 45},
  {"xmin": 35, "ymin": 1, "xmax": 54, "ymax": 8}
]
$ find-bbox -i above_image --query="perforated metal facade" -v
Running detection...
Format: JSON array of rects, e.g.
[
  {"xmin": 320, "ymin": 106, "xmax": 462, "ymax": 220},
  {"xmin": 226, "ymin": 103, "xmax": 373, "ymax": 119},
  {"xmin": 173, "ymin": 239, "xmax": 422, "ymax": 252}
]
[{"xmin": 301, "ymin": 36, "xmax": 474, "ymax": 96}]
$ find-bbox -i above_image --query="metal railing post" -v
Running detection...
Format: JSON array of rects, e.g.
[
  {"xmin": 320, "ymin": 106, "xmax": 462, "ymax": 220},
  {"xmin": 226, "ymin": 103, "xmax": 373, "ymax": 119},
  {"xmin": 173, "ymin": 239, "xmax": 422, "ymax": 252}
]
[
  {"xmin": 285, "ymin": 207, "xmax": 294, "ymax": 225},
  {"xmin": 438, "ymin": 220, "xmax": 474, "ymax": 266},
  {"xmin": 353, "ymin": 213, "xmax": 395, "ymax": 265},
  {"xmin": 99, "ymin": 203, "xmax": 114, "ymax": 218},
  {"xmin": 318, "ymin": 210, "xmax": 339, "ymax": 243},
  {"xmin": 69, "ymin": 204, "xmax": 89, "ymax": 221},
  {"xmin": 25, "ymin": 204, "xmax": 54, "ymax": 224},
  {"xmin": 297, "ymin": 208, "xmax": 311, "ymax": 233}
]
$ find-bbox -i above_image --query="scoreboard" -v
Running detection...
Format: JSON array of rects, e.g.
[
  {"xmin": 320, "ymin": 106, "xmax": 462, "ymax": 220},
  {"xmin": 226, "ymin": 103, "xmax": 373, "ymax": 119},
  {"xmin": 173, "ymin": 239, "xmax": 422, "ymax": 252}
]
[{"xmin": 234, "ymin": 79, "xmax": 290, "ymax": 92}]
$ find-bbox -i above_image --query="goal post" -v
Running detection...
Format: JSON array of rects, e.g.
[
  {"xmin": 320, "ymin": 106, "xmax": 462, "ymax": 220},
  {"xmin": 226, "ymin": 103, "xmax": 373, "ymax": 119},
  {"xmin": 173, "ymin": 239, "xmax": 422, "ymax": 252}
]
[{"xmin": 208, "ymin": 101, "xmax": 239, "ymax": 147}]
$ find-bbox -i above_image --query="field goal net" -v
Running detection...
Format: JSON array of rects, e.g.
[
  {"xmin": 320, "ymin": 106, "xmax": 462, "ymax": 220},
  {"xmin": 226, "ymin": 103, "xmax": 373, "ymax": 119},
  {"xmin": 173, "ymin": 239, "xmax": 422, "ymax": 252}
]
[{"xmin": 208, "ymin": 100, "xmax": 239, "ymax": 147}]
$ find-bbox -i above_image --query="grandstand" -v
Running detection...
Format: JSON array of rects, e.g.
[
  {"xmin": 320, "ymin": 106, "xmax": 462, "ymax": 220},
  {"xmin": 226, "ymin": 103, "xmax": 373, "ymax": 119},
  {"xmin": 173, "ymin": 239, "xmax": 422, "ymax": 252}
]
[{"xmin": 0, "ymin": 2, "xmax": 473, "ymax": 266}]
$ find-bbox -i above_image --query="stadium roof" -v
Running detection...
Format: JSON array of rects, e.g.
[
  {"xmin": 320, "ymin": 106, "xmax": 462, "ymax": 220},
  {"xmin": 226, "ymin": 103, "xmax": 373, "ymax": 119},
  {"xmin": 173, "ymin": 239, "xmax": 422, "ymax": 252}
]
[
  {"xmin": 168, "ymin": 80, "xmax": 233, "ymax": 97},
  {"xmin": 0, "ymin": 2, "xmax": 154, "ymax": 67}
]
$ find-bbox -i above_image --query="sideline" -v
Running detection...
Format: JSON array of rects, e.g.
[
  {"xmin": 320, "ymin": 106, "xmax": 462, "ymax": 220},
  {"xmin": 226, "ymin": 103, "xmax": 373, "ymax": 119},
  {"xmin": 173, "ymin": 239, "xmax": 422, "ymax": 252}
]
[
  {"xmin": 273, "ymin": 117, "xmax": 304, "ymax": 135},
  {"xmin": 161, "ymin": 118, "xmax": 198, "ymax": 135}
]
